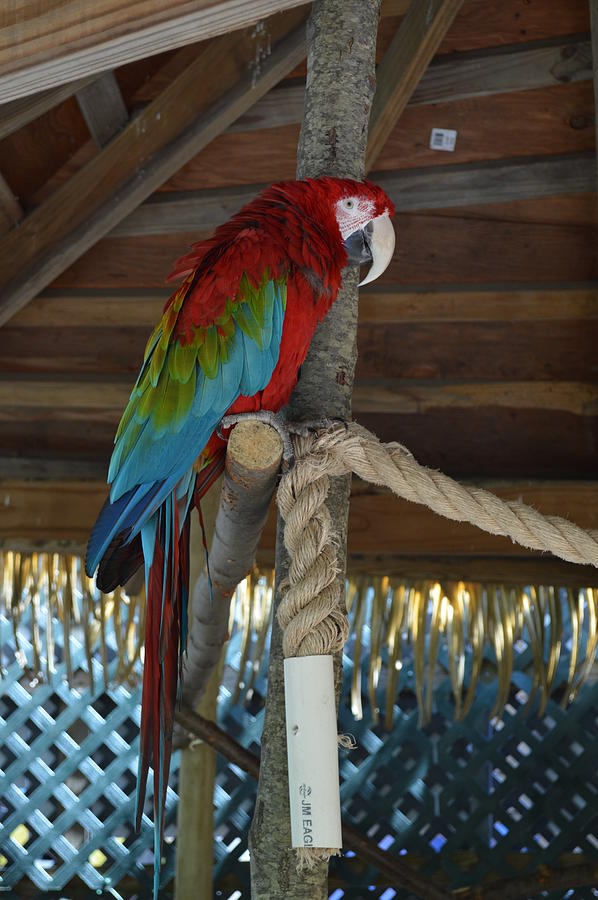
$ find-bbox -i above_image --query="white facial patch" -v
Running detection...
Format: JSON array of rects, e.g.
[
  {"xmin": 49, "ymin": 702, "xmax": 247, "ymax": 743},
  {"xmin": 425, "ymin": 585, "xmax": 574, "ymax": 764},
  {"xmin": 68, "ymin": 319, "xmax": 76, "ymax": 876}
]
[{"xmin": 335, "ymin": 196, "xmax": 376, "ymax": 241}]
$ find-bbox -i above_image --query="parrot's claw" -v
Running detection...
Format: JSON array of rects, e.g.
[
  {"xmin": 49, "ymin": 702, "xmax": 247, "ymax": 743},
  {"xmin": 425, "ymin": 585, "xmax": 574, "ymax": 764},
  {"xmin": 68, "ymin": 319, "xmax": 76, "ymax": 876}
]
[
  {"xmin": 284, "ymin": 417, "xmax": 349, "ymax": 438},
  {"xmin": 220, "ymin": 410, "xmax": 295, "ymax": 461}
]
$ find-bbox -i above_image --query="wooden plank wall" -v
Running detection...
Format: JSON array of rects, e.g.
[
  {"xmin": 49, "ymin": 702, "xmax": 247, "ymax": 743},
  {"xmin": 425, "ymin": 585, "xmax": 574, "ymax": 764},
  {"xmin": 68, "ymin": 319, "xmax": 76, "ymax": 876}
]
[{"xmin": 0, "ymin": 0, "xmax": 596, "ymax": 568}]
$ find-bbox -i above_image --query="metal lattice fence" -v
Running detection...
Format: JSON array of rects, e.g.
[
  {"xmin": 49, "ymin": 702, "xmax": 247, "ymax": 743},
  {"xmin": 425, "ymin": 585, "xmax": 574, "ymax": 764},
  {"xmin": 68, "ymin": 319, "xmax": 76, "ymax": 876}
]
[{"xmin": 3, "ymin": 585, "xmax": 598, "ymax": 898}]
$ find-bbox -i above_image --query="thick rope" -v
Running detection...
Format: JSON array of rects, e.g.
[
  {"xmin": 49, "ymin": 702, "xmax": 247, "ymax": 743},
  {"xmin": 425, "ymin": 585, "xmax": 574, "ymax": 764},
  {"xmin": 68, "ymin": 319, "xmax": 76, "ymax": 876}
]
[
  {"xmin": 276, "ymin": 421, "xmax": 598, "ymax": 661},
  {"xmin": 277, "ymin": 435, "xmax": 349, "ymax": 658}
]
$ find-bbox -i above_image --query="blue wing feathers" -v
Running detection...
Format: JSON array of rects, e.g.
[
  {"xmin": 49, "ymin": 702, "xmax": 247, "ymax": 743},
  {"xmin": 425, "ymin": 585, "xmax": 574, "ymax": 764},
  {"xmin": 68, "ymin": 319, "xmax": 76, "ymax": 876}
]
[{"xmin": 86, "ymin": 277, "xmax": 285, "ymax": 581}]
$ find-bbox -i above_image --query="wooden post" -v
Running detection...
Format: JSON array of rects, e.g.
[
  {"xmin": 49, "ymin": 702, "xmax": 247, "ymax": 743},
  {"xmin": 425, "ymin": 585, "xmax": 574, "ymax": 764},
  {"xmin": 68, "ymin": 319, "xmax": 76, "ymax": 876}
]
[{"xmin": 248, "ymin": 2, "xmax": 381, "ymax": 897}]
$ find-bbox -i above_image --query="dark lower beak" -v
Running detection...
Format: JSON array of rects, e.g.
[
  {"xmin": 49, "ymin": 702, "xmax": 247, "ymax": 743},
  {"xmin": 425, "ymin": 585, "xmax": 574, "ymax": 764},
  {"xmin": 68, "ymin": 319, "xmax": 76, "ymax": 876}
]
[{"xmin": 343, "ymin": 222, "xmax": 373, "ymax": 266}]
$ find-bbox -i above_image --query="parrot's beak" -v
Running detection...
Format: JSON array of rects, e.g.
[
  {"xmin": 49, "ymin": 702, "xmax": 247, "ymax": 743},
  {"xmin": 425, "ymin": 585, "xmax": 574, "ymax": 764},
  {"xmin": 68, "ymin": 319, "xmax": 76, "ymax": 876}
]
[
  {"xmin": 343, "ymin": 212, "xmax": 395, "ymax": 283},
  {"xmin": 358, "ymin": 212, "xmax": 395, "ymax": 286}
]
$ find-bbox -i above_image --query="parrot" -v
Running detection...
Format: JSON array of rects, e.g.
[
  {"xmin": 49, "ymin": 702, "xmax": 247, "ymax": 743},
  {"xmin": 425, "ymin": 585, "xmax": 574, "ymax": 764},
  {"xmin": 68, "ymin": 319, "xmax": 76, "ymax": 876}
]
[{"xmin": 85, "ymin": 176, "xmax": 395, "ymax": 895}]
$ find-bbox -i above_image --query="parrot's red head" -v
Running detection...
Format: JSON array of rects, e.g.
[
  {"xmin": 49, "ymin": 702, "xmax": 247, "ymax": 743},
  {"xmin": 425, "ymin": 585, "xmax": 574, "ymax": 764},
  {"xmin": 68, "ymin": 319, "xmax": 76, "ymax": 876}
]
[
  {"xmin": 327, "ymin": 178, "xmax": 395, "ymax": 286},
  {"xmin": 268, "ymin": 177, "xmax": 396, "ymax": 288}
]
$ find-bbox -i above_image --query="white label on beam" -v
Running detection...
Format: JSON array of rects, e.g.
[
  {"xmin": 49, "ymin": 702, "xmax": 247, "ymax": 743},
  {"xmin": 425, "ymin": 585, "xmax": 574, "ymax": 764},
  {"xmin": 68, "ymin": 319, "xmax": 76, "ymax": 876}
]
[{"xmin": 430, "ymin": 127, "xmax": 457, "ymax": 151}]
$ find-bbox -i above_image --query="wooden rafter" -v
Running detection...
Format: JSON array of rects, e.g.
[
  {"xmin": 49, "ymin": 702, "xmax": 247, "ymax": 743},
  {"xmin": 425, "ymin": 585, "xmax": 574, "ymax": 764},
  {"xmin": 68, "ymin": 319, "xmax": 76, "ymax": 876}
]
[
  {"xmin": 229, "ymin": 37, "xmax": 592, "ymax": 134},
  {"xmin": 0, "ymin": 0, "xmax": 310, "ymax": 103},
  {"xmin": 0, "ymin": 77, "xmax": 99, "ymax": 141},
  {"xmin": 0, "ymin": 172, "xmax": 23, "ymax": 235},
  {"xmin": 366, "ymin": 0, "xmax": 465, "ymax": 171},
  {"xmin": 109, "ymin": 154, "xmax": 595, "ymax": 237},
  {"xmin": 0, "ymin": 11, "xmax": 307, "ymax": 328},
  {"xmin": 2, "ymin": 479, "xmax": 597, "ymax": 565},
  {"xmin": 75, "ymin": 72, "xmax": 128, "ymax": 147},
  {"xmin": 8, "ymin": 286, "xmax": 598, "ymax": 330},
  {"xmin": 0, "ymin": 377, "xmax": 595, "ymax": 418}
]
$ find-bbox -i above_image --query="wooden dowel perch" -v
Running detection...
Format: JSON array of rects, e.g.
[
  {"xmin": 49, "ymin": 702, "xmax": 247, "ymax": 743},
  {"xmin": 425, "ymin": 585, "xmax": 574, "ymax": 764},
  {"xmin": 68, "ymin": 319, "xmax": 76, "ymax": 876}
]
[{"xmin": 181, "ymin": 420, "xmax": 283, "ymax": 712}]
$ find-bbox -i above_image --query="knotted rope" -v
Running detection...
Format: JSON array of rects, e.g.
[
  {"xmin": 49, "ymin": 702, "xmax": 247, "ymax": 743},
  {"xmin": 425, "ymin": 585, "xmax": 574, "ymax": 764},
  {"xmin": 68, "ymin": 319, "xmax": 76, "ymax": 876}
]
[
  {"xmin": 275, "ymin": 420, "xmax": 598, "ymax": 870},
  {"xmin": 277, "ymin": 421, "xmax": 598, "ymax": 661}
]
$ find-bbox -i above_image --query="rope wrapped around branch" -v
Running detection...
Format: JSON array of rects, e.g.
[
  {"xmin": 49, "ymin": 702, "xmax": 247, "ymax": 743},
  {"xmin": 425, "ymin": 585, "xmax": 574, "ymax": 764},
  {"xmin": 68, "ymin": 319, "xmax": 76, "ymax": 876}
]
[{"xmin": 276, "ymin": 422, "xmax": 598, "ymax": 659}]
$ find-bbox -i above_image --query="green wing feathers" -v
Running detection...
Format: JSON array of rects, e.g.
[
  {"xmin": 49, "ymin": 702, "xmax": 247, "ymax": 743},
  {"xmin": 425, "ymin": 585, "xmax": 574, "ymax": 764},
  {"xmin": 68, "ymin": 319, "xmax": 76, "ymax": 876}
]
[{"xmin": 108, "ymin": 269, "xmax": 287, "ymax": 500}]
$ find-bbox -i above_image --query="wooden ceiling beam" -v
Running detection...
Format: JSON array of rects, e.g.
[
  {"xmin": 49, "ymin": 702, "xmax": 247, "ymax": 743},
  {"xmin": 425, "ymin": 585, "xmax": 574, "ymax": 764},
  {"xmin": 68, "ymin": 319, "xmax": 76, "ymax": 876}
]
[
  {"xmin": 75, "ymin": 72, "xmax": 128, "ymax": 148},
  {"xmin": 231, "ymin": 37, "xmax": 592, "ymax": 134},
  {"xmin": 0, "ymin": 0, "xmax": 309, "ymax": 103},
  {"xmin": 366, "ymin": 0, "xmax": 465, "ymax": 171},
  {"xmin": 0, "ymin": 77, "xmax": 99, "ymax": 141},
  {"xmin": 0, "ymin": 172, "xmax": 23, "ymax": 235},
  {"xmin": 0, "ymin": 377, "xmax": 596, "ymax": 418},
  {"xmin": 111, "ymin": 153, "xmax": 596, "ymax": 237},
  {"xmin": 303, "ymin": 554, "xmax": 598, "ymax": 588},
  {"xmin": 0, "ymin": 13, "xmax": 307, "ymax": 328},
  {"xmin": 2, "ymin": 479, "xmax": 598, "ymax": 567},
  {"xmin": 352, "ymin": 381, "xmax": 598, "ymax": 417},
  {"xmin": 9, "ymin": 285, "xmax": 598, "ymax": 330}
]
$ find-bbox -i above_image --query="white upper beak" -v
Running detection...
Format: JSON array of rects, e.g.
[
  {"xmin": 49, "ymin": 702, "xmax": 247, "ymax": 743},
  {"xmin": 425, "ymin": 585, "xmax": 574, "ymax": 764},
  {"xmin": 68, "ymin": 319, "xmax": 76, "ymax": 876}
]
[{"xmin": 358, "ymin": 212, "xmax": 396, "ymax": 287}]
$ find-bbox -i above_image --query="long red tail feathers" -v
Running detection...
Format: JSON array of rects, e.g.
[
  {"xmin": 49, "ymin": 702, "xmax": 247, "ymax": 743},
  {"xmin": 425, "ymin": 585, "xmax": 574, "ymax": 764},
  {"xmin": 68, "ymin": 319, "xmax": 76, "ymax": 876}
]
[
  {"xmin": 135, "ymin": 493, "xmax": 192, "ymax": 897},
  {"xmin": 134, "ymin": 452, "xmax": 224, "ymax": 897}
]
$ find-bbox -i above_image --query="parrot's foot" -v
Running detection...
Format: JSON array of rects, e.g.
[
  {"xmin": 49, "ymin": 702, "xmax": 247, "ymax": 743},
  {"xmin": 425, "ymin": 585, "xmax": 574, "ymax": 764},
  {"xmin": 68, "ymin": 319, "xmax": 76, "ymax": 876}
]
[
  {"xmin": 220, "ymin": 410, "xmax": 295, "ymax": 460},
  {"xmin": 284, "ymin": 417, "xmax": 349, "ymax": 438}
]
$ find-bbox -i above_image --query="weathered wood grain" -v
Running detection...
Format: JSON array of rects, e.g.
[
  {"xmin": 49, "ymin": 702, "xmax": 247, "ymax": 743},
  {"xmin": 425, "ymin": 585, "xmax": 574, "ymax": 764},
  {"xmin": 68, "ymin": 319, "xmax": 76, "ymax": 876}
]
[
  {"xmin": 11, "ymin": 291, "xmax": 168, "ymax": 328},
  {"xmin": 0, "ymin": 16, "xmax": 307, "ymax": 326},
  {"xmin": 111, "ymin": 154, "xmax": 596, "ymax": 236},
  {"xmin": 0, "ymin": 76, "xmax": 98, "ymax": 141},
  {"xmin": 0, "ymin": 0, "xmax": 310, "ymax": 102},
  {"xmin": 357, "ymin": 286, "xmax": 598, "ymax": 323},
  {"xmin": 3, "ymin": 318, "xmax": 598, "ymax": 384},
  {"xmin": 289, "ymin": 553, "xmax": 598, "ymax": 588},
  {"xmin": 430, "ymin": 192, "xmax": 598, "ymax": 226},
  {"xmin": 355, "ymin": 320, "xmax": 598, "ymax": 382},
  {"xmin": 156, "ymin": 81, "xmax": 595, "ymax": 191},
  {"xmin": 412, "ymin": 39, "xmax": 593, "ymax": 105},
  {"xmin": 1, "ymin": 376, "xmax": 596, "ymax": 418},
  {"xmin": 29, "ymin": 75, "xmax": 591, "ymax": 200},
  {"xmin": 384, "ymin": 213, "xmax": 598, "ymax": 284},
  {"xmin": 11, "ymin": 285, "xmax": 598, "ymax": 331},
  {"xmin": 285, "ymin": 0, "xmax": 591, "ymax": 78},
  {"xmin": 433, "ymin": 0, "xmax": 589, "ymax": 55},
  {"xmin": 366, "ymin": 0, "xmax": 465, "ymax": 170},
  {"xmin": 229, "ymin": 38, "xmax": 592, "ymax": 134},
  {"xmin": 0, "ymin": 171, "xmax": 23, "ymax": 234},
  {"xmin": 75, "ymin": 72, "xmax": 128, "ymax": 147},
  {"xmin": 375, "ymin": 81, "xmax": 596, "ymax": 173},
  {"xmin": 0, "ymin": 97, "xmax": 92, "ymax": 209},
  {"xmin": 4, "ymin": 478, "xmax": 598, "ymax": 561},
  {"xmin": 0, "ymin": 327, "xmax": 149, "ymax": 374},
  {"xmin": 50, "ymin": 212, "xmax": 598, "ymax": 289},
  {"xmin": 1, "ymin": 406, "xmax": 594, "ymax": 481},
  {"xmin": 352, "ymin": 380, "xmax": 598, "ymax": 416}
]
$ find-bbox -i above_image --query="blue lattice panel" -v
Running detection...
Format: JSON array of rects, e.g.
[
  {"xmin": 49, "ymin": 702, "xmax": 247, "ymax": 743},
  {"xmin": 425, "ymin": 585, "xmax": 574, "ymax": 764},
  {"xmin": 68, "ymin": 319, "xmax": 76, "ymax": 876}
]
[
  {"xmin": 4, "ymin": 587, "xmax": 598, "ymax": 898},
  {"xmin": 211, "ymin": 605, "xmax": 598, "ymax": 899},
  {"xmin": 0, "ymin": 614, "xmax": 178, "ymax": 896}
]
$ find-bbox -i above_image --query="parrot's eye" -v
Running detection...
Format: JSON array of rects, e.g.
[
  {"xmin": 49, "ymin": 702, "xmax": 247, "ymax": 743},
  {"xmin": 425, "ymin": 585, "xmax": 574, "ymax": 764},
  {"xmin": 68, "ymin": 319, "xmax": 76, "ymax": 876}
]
[{"xmin": 342, "ymin": 198, "xmax": 355, "ymax": 210}]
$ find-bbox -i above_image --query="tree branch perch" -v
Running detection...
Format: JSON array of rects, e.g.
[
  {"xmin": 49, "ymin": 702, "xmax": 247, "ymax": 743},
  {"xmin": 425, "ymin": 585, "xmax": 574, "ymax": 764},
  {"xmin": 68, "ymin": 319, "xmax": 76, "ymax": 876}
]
[{"xmin": 180, "ymin": 421, "xmax": 282, "ymax": 714}]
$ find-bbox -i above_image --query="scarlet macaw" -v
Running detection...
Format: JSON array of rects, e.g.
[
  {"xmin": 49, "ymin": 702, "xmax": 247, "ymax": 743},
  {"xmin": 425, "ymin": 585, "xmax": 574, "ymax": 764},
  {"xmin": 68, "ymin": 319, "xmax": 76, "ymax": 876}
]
[{"xmin": 86, "ymin": 177, "xmax": 395, "ymax": 892}]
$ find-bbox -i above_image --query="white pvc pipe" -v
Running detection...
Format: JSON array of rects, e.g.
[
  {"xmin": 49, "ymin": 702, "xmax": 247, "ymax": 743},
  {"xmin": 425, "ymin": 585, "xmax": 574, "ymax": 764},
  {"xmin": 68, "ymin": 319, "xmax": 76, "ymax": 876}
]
[{"xmin": 284, "ymin": 654, "xmax": 343, "ymax": 850}]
